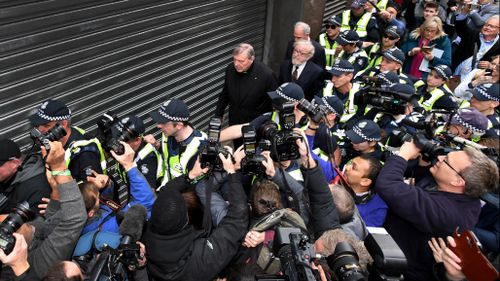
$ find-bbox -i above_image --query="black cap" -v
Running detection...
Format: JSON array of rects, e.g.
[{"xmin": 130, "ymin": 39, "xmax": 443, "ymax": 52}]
[
  {"xmin": 267, "ymin": 83, "xmax": 305, "ymax": 102},
  {"xmin": 0, "ymin": 139, "xmax": 21, "ymax": 166},
  {"xmin": 376, "ymin": 71, "xmax": 400, "ymax": 86},
  {"xmin": 336, "ymin": 30, "xmax": 360, "ymax": 46},
  {"xmin": 346, "ymin": 119, "xmax": 381, "ymax": 144},
  {"xmin": 389, "ymin": 83, "xmax": 416, "ymax": 96},
  {"xmin": 115, "ymin": 116, "xmax": 145, "ymax": 138},
  {"xmin": 472, "ymin": 83, "xmax": 500, "ymax": 102},
  {"xmin": 329, "ymin": 59, "xmax": 355, "ymax": 77},
  {"xmin": 29, "ymin": 99, "xmax": 71, "ymax": 126},
  {"xmin": 150, "ymin": 99, "xmax": 190, "ymax": 124},
  {"xmin": 326, "ymin": 16, "xmax": 341, "ymax": 27},
  {"xmin": 446, "ymin": 108, "xmax": 489, "ymax": 134},
  {"xmin": 382, "ymin": 47, "xmax": 405, "ymax": 65},
  {"xmin": 313, "ymin": 95, "xmax": 344, "ymax": 117},
  {"xmin": 384, "ymin": 26, "xmax": 401, "ymax": 39},
  {"xmin": 429, "ymin": 65, "xmax": 452, "ymax": 80},
  {"xmin": 150, "ymin": 188, "xmax": 188, "ymax": 235}
]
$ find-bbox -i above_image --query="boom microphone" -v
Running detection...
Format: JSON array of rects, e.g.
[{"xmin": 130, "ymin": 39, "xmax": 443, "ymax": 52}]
[{"xmin": 119, "ymin": 204, "xmax": 147, "ymax": 243}]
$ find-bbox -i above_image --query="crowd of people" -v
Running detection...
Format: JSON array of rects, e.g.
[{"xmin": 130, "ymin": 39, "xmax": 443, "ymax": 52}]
[{"xmin": 0, "ymin": 0, "xmax": 499, "ymax": 280}]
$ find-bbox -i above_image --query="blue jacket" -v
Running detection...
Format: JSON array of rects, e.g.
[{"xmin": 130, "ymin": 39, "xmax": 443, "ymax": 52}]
[
  {"xmin": 402, "ymin": 34, "xmax": 452, "ymax": 79},
  {"xmin": 375, "ymin": 155, "xmax": 481, "ymax": 281},
  {"xmin": 81, "ymin": 167, "xmax": 156, "ymax": 235},
  {"xmin": 356, "ymin": 193, "xmax": 388, "ymax": 227}
]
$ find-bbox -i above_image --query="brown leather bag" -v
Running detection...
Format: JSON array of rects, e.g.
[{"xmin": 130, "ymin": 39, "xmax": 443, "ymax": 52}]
[{"xmin": 451, "ymin": 229, "xmax": 499, "ymax": 281}]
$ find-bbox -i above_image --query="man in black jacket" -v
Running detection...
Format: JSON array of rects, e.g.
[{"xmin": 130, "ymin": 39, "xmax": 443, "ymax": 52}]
[
  {"xmin": 284, "ymin": 21, "xmax": 326, "ymax": 70},
  {"xmin": 143, "ymin": 152, "xmax": 248, "ymax": 281},
  {"xmin": 0, "ymin": 139, "xmax": 50, "ymax": 214},
  {"xmin": 215, "ymin": 43, "xmax": 278, "ymax": 127}
]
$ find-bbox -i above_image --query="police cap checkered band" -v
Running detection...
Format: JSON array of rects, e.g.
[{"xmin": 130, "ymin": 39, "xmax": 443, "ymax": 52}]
[
  {"xmin": 150, "ymin": 98, "xmax": 190, "ymax": 124},
  {"xmin": 158, "ymin": 107, "xmax": 189, "ymax": 122},
  {"xmin": 452, "ymin": 110, "xmax": 487, "ymax": 134},
  {"xmin": 29, "ymin": 99, "xmax": 71, "ymax": 126},
  {"xmin": 383, "ymin": 48, "xmax": 404, "ymax": 65},
  {"xmin": 322, "ymin": 97, "xmax": 338, "ymax": 115},
  {"xmin": 474, "ymin": 84, "xmax": 500, "ymax": 102},
  {"xmin": 430, "ymin": 65, "xmax": 452, "ymax": 80},
  {"xmin": 331, "ymin": 65, "xmax": 354, "ymax": 73},
  {"xmin": 352, "ymin": 125, "xmax": 380, "ymax": 141},
  {"xmin": 275, "ymin": 86, "xmax": 297, "ymax": 102}
]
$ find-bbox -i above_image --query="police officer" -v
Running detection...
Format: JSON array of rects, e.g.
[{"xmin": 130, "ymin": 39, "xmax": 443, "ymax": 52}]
[
  {"xmin": 442, "ymin": 108, "xmax": 489, "ymax": 142},
  {"xmin": 341, "ymin": 119, "xmax": 384, "ymax": 168},
  {"xmin": 336, "ymin": 30, "xmax": 369, "ymax": 74},
  {"xmin": 469, "ymin": 83, "xmax": 500, "ymax": 138},
  {"xmin": 149, "ymin": 99, "xmax": 207, "ymax": 187},
  {"xmin": 366, "ymin": 26, "xmax": 401, "ymax": 69},
  {"xmin": 29, "ymin": 99, "xmax": 105, "ymax": 181},
  {"xmin": 415, "ymin": 65, "xmax": 458, "ymax": 112},
  {"xmin": 115, "ymin": 115, "xmax": 164, "ymax": 191},
  {"xmin": 318, "ymin": 17, "xmax": 342, "ymax": 71},
  {"xmin": 322, "ymin": 60, "xmax": 362, "ymax": 125},
  {"xmin": 336, "ymin": 0, "xmax": 380, "ymax": 43}
]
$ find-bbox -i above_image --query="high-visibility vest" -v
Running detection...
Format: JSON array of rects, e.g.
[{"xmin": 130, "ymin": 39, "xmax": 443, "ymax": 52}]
[
  {"xmin": 323, "ymin": 82, "xmax": 361, "ymax": 123},
  {"xmin": 367, "ymin": 43, "xmax": 383, "ymax": 68},
  {"xmin": 416, "ymin": 81, "xmax": 452, "ymax": 112},
  {"xmin": 319, "ymin": 33, "xmax": 339, "ymax": 70},
  {"xmin": 118, "ymin": 142, "xmax": 164, "ymax": 184},
  {"xmin": 160, "ymin": 131, "xmax": 207, "ymax": 186},
  {"xmin": 65, "ymin": 138, "xmax": 107, "ymax": 174},
  {"xmin": 376, "ymin": 0, "xmax": 389, "ymax": 10},
  {"xmin": 341, "ymin": 10, "xmax": 372, "ymax": 39}
]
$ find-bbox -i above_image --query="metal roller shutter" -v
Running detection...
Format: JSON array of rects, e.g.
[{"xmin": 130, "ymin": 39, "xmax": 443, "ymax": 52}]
[
  {"xmin": 323, "ymin": 0, "xmax": 347, "ymax": 23},
  {"xmin": 0, "ymin": 0, "xmax": 268, "ymax": 149}
]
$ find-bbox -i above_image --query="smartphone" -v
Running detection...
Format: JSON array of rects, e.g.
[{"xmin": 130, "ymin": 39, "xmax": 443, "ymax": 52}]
[
  {"xmin": 421, "ymin": 44, "xmax": 435, "ymax": 51},
  {"xmin": 485, "ymin": 69, "xmax": 493, "ymax": 76}
]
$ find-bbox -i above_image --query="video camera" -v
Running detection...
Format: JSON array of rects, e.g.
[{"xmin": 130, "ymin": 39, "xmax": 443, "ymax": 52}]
[
  {"xmin": 199, "ymin": 117, "xmax": 230, "ymax": 171},
  {"xmin": 355, "ymin": 84, "xmax": 418, "ymax": 115},
  {"xmin": 297, "ymin": 98, "xmax": 329, "ymax": 124},
  {"xmin": 0, "ymin": 202, "xmax": 34, "ymax": 255},
  {"xmin": 256, "ymin": 227, "xmax": 319, "ymax": 281},
  {"xmin": 30, "ymin": 123, "xmax": 67, "ymax": 151},
  {"xmin": 240, "ymin": 125, "xmax": 267, "ymax": 176},
  {"xmin": 95, "ymin": 112, "xmax": 141, "ymax": 155},
  {"xmin": 259, "ymin": 102, "xmax": 302, "ymax": 161}
]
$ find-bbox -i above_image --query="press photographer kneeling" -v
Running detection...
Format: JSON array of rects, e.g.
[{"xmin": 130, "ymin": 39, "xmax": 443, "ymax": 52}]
[{"xmin": 375, "ymin": 139, "xmax": 499, "ymax": 281}]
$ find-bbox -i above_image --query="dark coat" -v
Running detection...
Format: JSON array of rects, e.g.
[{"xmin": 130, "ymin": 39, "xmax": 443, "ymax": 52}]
[
  {"xmin": 285, "ymin": 39, "xmax": 326, "ymax": 69},
  {"xmin": 302, "ymin": 161, "xmax": 341, "ymax": 239},
  {"xmin": 144, "ymin": 173, "xmax": 249, "ymax": 281},
  {"xmin": 279, "ymin": 60, "xmax": 324, "ymax": 101},
  {"xmin": 375, "ymin": 156, "xmax": 481, "ymax": 281},
  {"xmin": 215, "ymin": 61, "xmax": 278, "ymax": 125},
  {"xmin": 0, "ymin": 153, "xmax": 50, "ymax": 214},
  {"xmin": 452, "ymin": 17, "xmax": 500, "ymax": 70}
]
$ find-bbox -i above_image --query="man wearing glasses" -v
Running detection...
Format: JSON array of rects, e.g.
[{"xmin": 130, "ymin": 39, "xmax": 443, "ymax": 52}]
[
  {"xmin": 375, "ymin": 140, "xmax": 498, "ymax": 281},
  {"xmin": 318, "ymin": 16, "xmax": 342, "ymax": 71}
]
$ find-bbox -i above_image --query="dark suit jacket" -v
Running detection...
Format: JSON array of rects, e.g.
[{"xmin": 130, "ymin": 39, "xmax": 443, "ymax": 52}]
[
  {"xmin": 279, "ymin": 60, "xmax": 324, "ymax": 101},
  {"xmin": 285, "ymin": 39, "xmax": 327, "ymax": 70},
  {"xmin": 453, "ymin": 17, "xmax": 500, "ymax": 70}
]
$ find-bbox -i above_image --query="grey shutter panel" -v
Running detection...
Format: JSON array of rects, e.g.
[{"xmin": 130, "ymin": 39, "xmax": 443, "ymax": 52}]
[{"xmin": 0, "ymin": 0, "xmax": 267, "ymax": 149}]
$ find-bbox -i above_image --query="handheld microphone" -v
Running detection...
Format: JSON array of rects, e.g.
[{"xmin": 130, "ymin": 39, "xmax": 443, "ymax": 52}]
[{"xmin": 119, "ymin": 204, "xmax": 147, "ymax": 244}]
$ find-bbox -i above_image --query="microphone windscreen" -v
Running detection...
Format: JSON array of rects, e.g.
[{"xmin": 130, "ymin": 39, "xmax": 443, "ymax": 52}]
[{"xmin": 119, "ymin": 204, "xmax": 147, "ymax": 241}]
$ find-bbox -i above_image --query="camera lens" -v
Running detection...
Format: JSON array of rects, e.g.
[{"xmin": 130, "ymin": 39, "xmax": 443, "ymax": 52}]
[{"xmin": 327, "ymin": 242, "xmax": 366, "ymax": 281}]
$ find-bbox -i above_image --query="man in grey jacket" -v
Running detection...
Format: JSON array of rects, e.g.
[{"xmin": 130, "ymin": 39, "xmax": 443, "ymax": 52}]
[{"xmin": 0, "ymin": 140, "xmax": 87, "ymax": 279}]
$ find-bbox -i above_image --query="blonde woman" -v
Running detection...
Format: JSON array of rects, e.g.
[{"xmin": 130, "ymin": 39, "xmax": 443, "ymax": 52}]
[{"xmin": 402, "ymin": 16, "xmax": 452, "ymax": 79}]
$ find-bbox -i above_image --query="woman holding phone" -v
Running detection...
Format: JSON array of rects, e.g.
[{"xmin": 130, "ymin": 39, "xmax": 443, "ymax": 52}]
[{"xmin": 402, "ymin": 16, "xmax": 452, "ymax": 79}]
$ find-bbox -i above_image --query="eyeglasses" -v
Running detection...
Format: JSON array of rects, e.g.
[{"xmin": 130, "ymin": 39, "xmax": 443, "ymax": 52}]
[
  {"xmin": 383, "ymin": 34, "xmax": 398, "ymax": 40},
  {"xmin": 442, "ymin": 158, "xmax": 465, "ymax": 181},
  {"xmin": 325, "ymin": 24, "xmax": 339, "ymax": 29},
  {"xmin": 484, "ymin": 23, "xmax": 500, "ymax": 29},
  {"xmin": 293, "ymin": 49, "xmax": 309, "ymax": 56}
]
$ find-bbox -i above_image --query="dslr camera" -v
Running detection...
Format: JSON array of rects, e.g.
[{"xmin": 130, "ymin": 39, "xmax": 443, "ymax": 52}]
[
  {"xmin": 259, "ymin": 102, "xmax": 302, "ymax": 161},
  {"xmin": 355, "ymin": 84, "xmax": 417, "ymax": 115},
  {"xmin": 297, "ymin": 98, "xmax": 329, "ymax": 124},
  {"xmin": 0, "ymin": 202, "xmax": 34, "ymax": 255},
  {"xmin": 95, "ymin": 112, "xmax": 140, "ymax": 155},
  {"xmin": 30, "ymin": 123, "xmax": 67, "ymax": 151},
  {"xmin": 240, "ymin": 125, "xmax": 267, "ymax": 176},
  {"xmin": 199, "ymin": 117, "xmax": 230, "ymax": 171}
]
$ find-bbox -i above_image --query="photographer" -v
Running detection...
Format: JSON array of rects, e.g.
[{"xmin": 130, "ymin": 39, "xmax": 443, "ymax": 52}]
[
  {"xmin": 147, "ymin": 98, "xmax": 207, "ymax": 187},
  {"xmin": 15, "ymin": 140, "xmax": 86, "ymax": 278},
  {"xmin": 79, "ymin": 141, "xmax": 155, "ymax": 235},
  {"xmin": 29, "ymin": 99, "xmax": 106, "ymax": 182},
  {"xmin": 143, "ymin": 152, "xmax": 248, "ymax": 281},
  {"xmin": 0, "ymin": 139, "xmax": 50, "ymax": 215},
  {"xmin": 375, "ymin": 140, "xmax": 499, "ymax": 281},
  {"xmin": 115, "ymin": 115, "xmax": 164, "ymax": 191}
]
